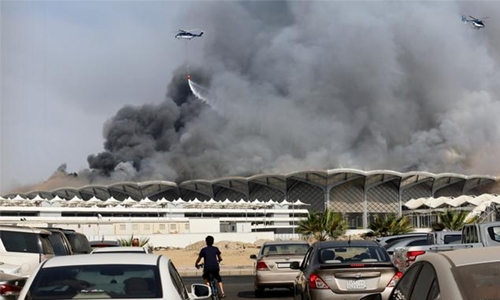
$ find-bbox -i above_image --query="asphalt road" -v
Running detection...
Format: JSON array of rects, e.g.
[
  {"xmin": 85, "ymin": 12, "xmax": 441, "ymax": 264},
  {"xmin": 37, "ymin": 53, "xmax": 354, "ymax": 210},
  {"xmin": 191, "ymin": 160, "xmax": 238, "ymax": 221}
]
[{"xmin": 183, "ymin": 275, "xmax": 294, "ymax": 300}]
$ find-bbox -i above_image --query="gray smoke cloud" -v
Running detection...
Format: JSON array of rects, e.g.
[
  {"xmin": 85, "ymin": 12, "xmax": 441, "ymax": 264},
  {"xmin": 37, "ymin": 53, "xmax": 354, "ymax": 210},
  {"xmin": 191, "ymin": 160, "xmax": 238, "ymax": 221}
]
[{"xmin": 49, "ymin": 1, "xmax": 500, "ymax": 187}]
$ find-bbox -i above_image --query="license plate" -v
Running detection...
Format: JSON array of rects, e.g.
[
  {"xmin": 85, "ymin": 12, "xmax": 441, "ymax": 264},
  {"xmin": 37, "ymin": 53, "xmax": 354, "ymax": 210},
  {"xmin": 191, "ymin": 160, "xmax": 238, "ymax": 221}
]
[
  {"xmin": 276, "ymin": 262, "xmax": 290, "ymax": 268},
  {"xmin": 346, "ymin": 280, "xmax": 366, "ymax": 290}
]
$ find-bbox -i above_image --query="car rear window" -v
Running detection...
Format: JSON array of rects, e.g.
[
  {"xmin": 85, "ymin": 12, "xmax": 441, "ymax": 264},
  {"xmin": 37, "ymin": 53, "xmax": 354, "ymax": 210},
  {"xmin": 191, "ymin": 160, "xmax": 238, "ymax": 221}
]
[
  {"xmin": 319, "ymin": 246, "xmax": 390, "ymax": 263},
  {"xmin": 66, "ymin": 233, "xmax": 92, "ymax": 254},
  {"xmin": 0, "ymin": 230, "xmax": 54, "ymax": 254},
  {"xmin": 47, "ymin": 232, "xmax": 71, "ymax": 255},
  {"xmin": 453, "ymin": 262, "xmax": 500, "ymax": 299},
  {"xmin": 444, "ymin": 234, "xmax": 461, "ymax": 244},
  {"xmin": 262, "ymin": 244, "xmax": 309, "ymax": 255},
  {"xmin": 29, "ymin": 264, "xmax": 162, "ymax": 299}
]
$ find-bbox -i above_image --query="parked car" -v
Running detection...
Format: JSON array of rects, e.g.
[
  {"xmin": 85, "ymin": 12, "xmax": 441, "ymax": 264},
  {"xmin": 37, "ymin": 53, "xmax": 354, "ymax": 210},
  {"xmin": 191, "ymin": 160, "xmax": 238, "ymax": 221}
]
[
  {"xmin": 249, "ymin": 241, "xmax": 310, "ymax": 297},
  {"xmin": 291, "ymin": 240, "xmax": 401, "ymax": 300},
  {"xmin": 0, "ymin": 262, "xmax": 22, "ymax": 276},
  {"xmin": 90, "ymin": 240, "xmax": 120, "ymax": 248},
  {"xmin": 16, "ymin": 253, "xmax": 212, "ymax": 300},
  {"xmin": 426, "ymin": 230, "xmax": 461, "ymax": 245},
  {"xmin": 57, "ymin": 228, "xmax": 93, "ymax": 254},
  {"xmin": 383, "ymin": 236, "xmax": 428, "ymax": 258},
  {"xmin": 461, "ymin": 221, "xmax": 500, "ymax": 245},
  {"xmin": 360, "ymin": 246, "xmax": 500, "ymax": 300},
  {"xmin": 0, "ymin": 272, "xmax": 27, "ymax": 300},
  {"xmin": 0, "ymin": 225, "xmax": 55, "ymax": 277},
  {"xmin": 91, "ymin": 246, "xmax": 151, "ymax": 254},
  {"xmin": 37, "ymin": 227, "xmax": 73, "ymax": 255},
  {"xmin": 375, "ymin": 233, "xmax": 428, "ymax": 247},
  {"xmin": 392, "ymin": 223, "xmax": 500, "ymax": 272}
]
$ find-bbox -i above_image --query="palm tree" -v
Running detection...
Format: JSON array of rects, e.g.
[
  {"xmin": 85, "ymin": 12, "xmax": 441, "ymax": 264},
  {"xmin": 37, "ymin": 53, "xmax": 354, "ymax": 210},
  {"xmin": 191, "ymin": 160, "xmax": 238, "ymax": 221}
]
[
  {"xmin": 432, "ymin": 209, "xmax": 477, "ymax": 231},
  {"xmin": 296, "ymin": 210, "xmax": 347, "ymax": 241},
  {"xmin": 323, "ymin": 210, "xmax": 348, "ymax": 239},
  {"xmin": 369, "ymin": 214, "xmax": 413, "ymax": 237}
]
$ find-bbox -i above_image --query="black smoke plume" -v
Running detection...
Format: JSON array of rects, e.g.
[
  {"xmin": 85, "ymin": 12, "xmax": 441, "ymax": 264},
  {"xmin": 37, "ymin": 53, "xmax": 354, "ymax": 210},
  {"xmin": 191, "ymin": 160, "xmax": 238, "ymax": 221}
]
[{"xmin": 31, "ymin": 1, "xmax": 500, "ymax": 190}]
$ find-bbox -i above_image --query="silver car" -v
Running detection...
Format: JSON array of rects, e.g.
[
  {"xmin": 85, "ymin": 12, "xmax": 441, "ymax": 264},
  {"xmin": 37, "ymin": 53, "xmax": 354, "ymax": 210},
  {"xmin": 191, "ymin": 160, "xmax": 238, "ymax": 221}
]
[
  {"xmin": 292, "ymin": 240, "xmax": 401, "ymax": 300},
  {"xmin": 383, "ymin": 236, "xmax": 428, "ymax": 258},
  {"xmin": 250, "ymin": 241, "xmax": 310, "ymax": 297},
  {"xmin": 361, "ymin": 246, "xmax": 500, "ymax": 300}
]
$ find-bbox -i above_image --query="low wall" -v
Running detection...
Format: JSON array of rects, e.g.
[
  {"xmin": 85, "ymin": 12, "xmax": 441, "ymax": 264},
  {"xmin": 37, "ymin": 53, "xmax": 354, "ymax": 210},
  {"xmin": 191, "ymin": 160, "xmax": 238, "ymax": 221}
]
[{"xmin": 92, "ymin": 232, "xmax": 275, "ymax": 248}]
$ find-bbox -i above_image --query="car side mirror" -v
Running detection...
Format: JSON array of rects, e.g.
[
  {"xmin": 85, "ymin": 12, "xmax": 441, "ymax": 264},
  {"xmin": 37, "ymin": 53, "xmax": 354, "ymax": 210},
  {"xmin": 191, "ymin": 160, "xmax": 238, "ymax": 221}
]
[
  {"xmin": 250, "ymin": 254, "xmax": 257, "ymax": 259},
  {"xmin": 359, "ymin": 294, "xmax": 383, "ymax": 300},
  {"xmin": 290, "ymin": 261, "xmax": 300, "ymax": 270},
  {"xmin": 191, "ymin": 283, "xmax": 211, "ymax": 298}
]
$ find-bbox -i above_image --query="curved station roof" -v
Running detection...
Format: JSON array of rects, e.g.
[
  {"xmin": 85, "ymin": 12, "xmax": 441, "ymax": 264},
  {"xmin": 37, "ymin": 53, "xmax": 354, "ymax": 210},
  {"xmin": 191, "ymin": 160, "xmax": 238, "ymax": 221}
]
[{"xmin": 3, "ymin": 168, "xmax": 498, "ymax": 214}]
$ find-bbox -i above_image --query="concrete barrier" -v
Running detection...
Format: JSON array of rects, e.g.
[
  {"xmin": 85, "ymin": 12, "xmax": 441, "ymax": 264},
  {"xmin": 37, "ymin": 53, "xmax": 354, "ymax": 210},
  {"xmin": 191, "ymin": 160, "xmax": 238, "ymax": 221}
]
[{"xmin": 179, "ymin": 266, "xmax": 254, "ymax": 277}]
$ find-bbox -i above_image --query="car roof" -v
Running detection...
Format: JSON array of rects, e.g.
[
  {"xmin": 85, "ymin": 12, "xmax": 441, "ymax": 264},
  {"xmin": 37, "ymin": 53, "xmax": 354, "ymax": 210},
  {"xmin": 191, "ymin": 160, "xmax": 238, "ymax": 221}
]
[
  {"xmin": 376, "ymin": 233, "xmax": 428, "ymax": 242},
  {"xmin": 39, "ymin": 227, "xmax": 76, "ymax": 232},
  {"xmin": 42, "ymin": 253, "xmax": 164, "ymax": 268},
  {"xmin": 386, "ymin": 236, "xmax": 427, "ymax": 246},
  {"xmin": 432, "ymin": 246, "xmax": 500, "ymax": 267},
  {"xmin": 37, "ymin": 227, "xmax": 64, "ymax": 232},
  {"xmin": 315, "ymin": 240, "xmax": 380, "ymax": 248},
  {"xmin": 262, "ymin": 240, "xmax": 309, "ymax": 246},
  {"xmin": 92, "ymin": 246, "xmax": 146, "ymax": 253},
  {"xmin": 90, "ymin": 240, "xmax": 120, "ymax": 246},
  {"xmin": 377, "ymin": 232, "xmax": 427, "ymax": 239},
  {"xmin": 0, "ymin": 225, "xmax": 52, "ymax": 235}
]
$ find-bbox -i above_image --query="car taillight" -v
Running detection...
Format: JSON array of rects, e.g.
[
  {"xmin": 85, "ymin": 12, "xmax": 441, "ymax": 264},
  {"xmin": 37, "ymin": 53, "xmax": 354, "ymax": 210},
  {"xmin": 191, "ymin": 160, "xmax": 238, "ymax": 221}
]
[
  {"xmin": 309, "ymin": 273, "xmax": 329, "ymax": 289},
  {"xmin": 256, "ymin": 261, "xmax": 269, "ymax": 271},
  {"xmin": 387, "ymin": 271, "xmax": 403, "ymax": 287},
  {"xmin": 0, "ymin": 283, "xmax": 23, "ymax": 296},
  {"xmin": 406, "ymin": 251, "xmax": 426, "ymax": 262}
]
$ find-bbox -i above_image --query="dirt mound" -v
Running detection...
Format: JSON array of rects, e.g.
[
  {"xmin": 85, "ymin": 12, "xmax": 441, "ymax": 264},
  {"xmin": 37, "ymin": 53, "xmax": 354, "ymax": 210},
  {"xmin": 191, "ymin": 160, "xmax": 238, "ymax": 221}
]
[
  {"xmin": 253, "ymin": 239, "xmax": 272, "ymax": 248},
  {"xmin": 184, "ymin": 240, "xmax": 259, "ymax": 251}
]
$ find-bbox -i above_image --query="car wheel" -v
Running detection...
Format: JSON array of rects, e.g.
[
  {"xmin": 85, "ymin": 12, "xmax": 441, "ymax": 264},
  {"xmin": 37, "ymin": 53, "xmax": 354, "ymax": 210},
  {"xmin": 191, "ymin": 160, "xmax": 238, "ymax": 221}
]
[{"xmin": 254, "ymin": 288, "xmax": 264, "ymax": 298}]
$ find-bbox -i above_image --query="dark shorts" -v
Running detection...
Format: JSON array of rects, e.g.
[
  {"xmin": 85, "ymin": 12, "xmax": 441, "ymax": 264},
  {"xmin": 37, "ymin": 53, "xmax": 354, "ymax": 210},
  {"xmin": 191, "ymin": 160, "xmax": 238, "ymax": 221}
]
[{"xmin": 202, "ymin": 268, "xmax": 222, "ymax": 282}]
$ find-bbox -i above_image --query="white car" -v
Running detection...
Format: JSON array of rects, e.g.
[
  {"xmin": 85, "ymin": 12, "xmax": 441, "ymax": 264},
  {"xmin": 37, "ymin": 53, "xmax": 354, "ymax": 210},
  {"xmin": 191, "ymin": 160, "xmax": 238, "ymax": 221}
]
[
  {"xmin": 0, "ymin": 226, "xmax": 55, "ymax": 277},
  {"xmin": 17, "ymin": 253, "xmax": 212, "ymax": 300},
  {"xmin": 91, "ymin": 246, "xmax": 152, "ymax": 254},
  {"xmin": 0, "ymin": 272, "xmax": 27, "ymax": 300}
]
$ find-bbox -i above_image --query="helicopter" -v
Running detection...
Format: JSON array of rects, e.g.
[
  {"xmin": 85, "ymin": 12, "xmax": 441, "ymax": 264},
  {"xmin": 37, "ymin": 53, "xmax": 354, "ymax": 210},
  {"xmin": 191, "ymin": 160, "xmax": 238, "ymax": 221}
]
[
  {"xmin": 462, "ymin": 15, "xmax": 489, "ymax": 29},
  {"xmin": 175, "ymin": 29, "xmax": 204, "ymax": 39}
]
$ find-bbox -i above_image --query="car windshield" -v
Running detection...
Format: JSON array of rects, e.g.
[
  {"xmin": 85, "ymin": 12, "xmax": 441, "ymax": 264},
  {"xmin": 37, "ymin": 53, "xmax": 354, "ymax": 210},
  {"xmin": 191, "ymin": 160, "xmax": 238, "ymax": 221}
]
[
  {"xmin": 453, "ymin": 262, "xmax": 500, "ymax": 299},
  {"xmin": 262, "ymin": 244, "xmax": 309, "ymax": 255},
  {"xmin": 28, "ymin": 264, "xmax": 161, "ymax": 299},
  {"xmin": 319, "ymin": 246, "xmax": 390, "ymax": 263}
]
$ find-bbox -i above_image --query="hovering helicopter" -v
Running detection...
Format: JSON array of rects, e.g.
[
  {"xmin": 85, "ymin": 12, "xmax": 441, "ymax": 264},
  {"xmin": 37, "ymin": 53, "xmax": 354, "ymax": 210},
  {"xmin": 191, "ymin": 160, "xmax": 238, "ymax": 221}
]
[
  {"xmin": 175, "ymin": 29, "xmax": 204, "ymax": 39},
  {"xmin": 462, "ymin": 15, "xmax": 489, "ymax": 29}
]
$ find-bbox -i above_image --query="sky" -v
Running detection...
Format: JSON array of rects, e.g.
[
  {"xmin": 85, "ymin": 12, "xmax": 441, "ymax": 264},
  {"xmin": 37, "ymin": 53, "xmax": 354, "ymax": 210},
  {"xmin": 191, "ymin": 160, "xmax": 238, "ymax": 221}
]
[{"xmin": 2, "ymin": 1, "xmax": 500, "ymax": 195}]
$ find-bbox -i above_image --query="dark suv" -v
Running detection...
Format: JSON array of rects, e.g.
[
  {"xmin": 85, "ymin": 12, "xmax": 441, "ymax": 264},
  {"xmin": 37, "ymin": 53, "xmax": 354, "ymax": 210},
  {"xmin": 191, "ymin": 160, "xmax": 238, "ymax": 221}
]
[
  {"xmin": 36, "ymin": 228, "xmax": 73, "ymax": 256},
  {"xmin": 38, "ymin": 227, "xmax": 92, "ymax": 254},
  {"xmin": 59, "ymin": 228, "xmax": 92, "ymax": 254}
]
